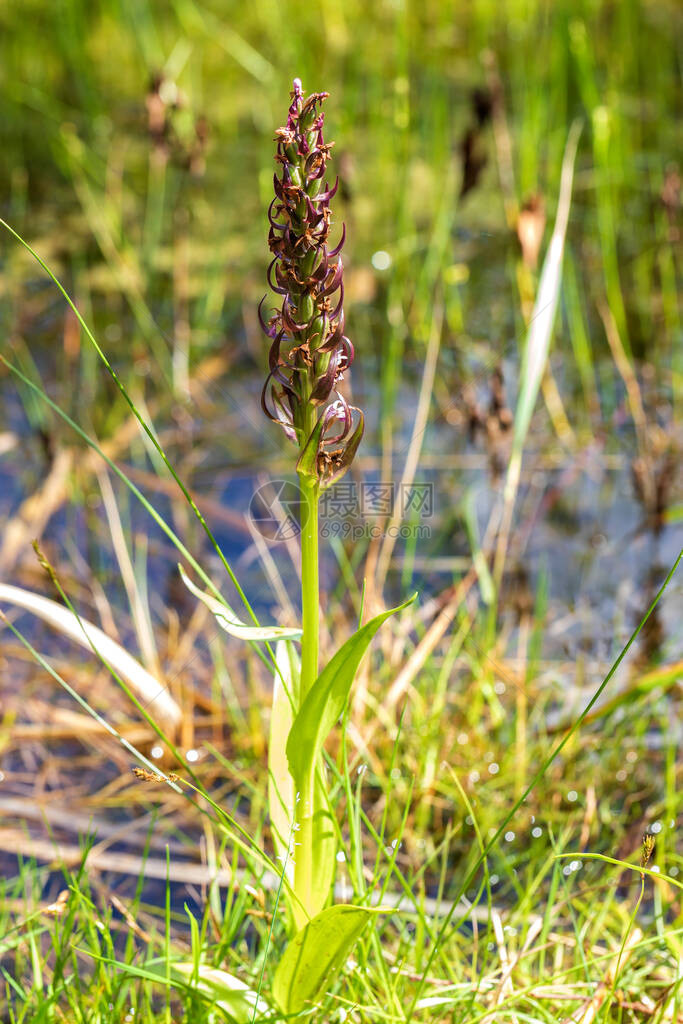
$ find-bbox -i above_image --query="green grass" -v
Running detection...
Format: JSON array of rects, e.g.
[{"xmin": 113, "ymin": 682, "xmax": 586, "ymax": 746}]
[{"xmin": 0, "ymin": 0, "xmax": 681, "ymax": 1020}]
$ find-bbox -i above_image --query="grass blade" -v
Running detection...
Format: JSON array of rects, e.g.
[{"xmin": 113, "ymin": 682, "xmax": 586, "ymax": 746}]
[
  {"xmin": 0, "ymin": 582, "xmax": 181, "ymax": 727},
  {"xmin": 494, "ymin": 119, "xmax": 582, "ymax": 587}
]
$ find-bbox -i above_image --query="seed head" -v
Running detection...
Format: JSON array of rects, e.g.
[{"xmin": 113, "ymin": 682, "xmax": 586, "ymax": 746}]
[
  {"xmin": 132, "ymin": 766, "xmax": 179, "ymax": 783},
  {"xmin": 261, "ymin": 79, "xmax": 363, "ymax": 486},
  {"xmin": 640, "ymin": 832, "xmax": 656, "ymax": 869}
]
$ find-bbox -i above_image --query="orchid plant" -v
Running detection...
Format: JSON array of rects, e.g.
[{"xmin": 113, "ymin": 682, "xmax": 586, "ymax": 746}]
[
  {"xmin": 258, "ymin": 79, "xmax": 413, "ymax": 945},
  {"xmin": 181, "ymin": 80, "xmax": 412, "ymax": 1015},
  {"xmin": 261, "ymin": 77, "xmax": 367, "ymax": 928}
]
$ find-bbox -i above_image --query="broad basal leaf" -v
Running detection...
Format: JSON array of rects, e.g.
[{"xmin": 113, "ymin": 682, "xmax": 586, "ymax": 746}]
[
  {"xmin": 304, "ymin": 769, "xmax": 337, "ymax": 927},
  {"xmin": 171, "ymin": 962, "xmax": 274, "ymax": 1022},
  {"xmin": 272, "ymin": 904, "xmax": 388, "ymax": 1015},
  {"xmin": 268, "ymin": 640, "xmax": 298, "ymax": 882},
  {"xmin": 269, "ymin": 642, "xmax": 335, "ymax": 927}
]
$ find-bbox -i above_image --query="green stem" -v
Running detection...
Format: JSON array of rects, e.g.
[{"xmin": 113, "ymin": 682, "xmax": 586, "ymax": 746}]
[
  {"xmin": 291, "ymin": 399, "xmax": 321, "ymax": 928},
  {"xmin": 298, "ymin": 473, "xmax": 320, "ymax": 703},
  {"xmin": 293, "ymin": 765, "xmax": 316, "ymax": 931},
  {"xmin": 293, "ymin": 463, "xmax": 320, "ymax": 927}
]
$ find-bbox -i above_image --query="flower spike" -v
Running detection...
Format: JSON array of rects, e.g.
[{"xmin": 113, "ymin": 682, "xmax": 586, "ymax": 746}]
[{"xmin": 261, "ymin": 79, "xmax": 363, "ymax": 485}]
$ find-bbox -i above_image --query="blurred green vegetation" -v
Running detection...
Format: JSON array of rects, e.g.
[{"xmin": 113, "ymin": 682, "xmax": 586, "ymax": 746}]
[{"xmin": 1, "ymin": 0, "xmax": 680, "ymax": 405}]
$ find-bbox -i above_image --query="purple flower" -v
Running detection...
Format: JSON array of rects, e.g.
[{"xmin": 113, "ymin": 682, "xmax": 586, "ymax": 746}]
[{"xmin": 261, "ymin": 79, "xmax": 363, "ymax": 486}]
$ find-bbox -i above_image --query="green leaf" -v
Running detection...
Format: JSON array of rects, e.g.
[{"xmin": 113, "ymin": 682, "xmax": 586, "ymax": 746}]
[
  {"xmin": 77, "ymin": 952, "xmax": 274, "ymax": 1024},
  {"xmin": 295, "ymin": 412, "xmax": 326, "ymax": 480},
  {"xmin": 171, "ymin": 962, "xmax": 274, "ymax": 1022},
  {"xmin": 268, "ymin": 643, "xmax": 336, "ymax": 925},
  {"xmin": 272, "ymin": 905, "xmax": 388, "ymax": 1014},
  {"xmin": 308, "ymin": 769, "xmax": 337, "ymax": 921},
  {"xmin": 267, "ymin": 641, "xmax": 298, "ymax": 881},
  {"xmin": 179, "ymin": 565, "xmax": 302, "ymax": 642},
  {"xmin": 286, "ymin": 595, "xmax": 416, "ymax": 789}
]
